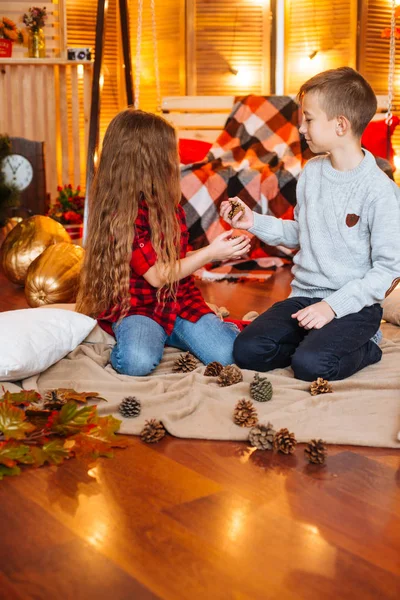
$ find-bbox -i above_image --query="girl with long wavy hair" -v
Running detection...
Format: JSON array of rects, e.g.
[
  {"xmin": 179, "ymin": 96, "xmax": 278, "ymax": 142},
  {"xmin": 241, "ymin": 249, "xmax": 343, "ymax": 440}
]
[{"xmin": 77, "ymin": 109, "xmax": 250, "ymax": 376}]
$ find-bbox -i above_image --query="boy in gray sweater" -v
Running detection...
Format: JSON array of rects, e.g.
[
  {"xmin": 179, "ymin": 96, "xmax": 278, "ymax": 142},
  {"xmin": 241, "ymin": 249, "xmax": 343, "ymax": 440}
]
[{"xmin": 221, "ymin": 67, "xmax": 400, "ymax": 381}]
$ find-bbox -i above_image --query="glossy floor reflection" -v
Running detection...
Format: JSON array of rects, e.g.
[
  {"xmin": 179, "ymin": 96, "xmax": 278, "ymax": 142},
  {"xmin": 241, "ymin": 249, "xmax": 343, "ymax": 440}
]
[{"xmin": 1, "ymin": 268, "xmax": 399, "ymax": 598}]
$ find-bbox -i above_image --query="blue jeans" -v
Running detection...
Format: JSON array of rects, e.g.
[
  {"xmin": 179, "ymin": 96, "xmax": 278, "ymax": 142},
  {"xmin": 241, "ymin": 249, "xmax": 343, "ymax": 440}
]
[
  {"xmin": 110, "ymin": 313, "xmax": 239, "ymax": 376},
  {"xmin": 233, "ymin": 297, "xmax": 382, "ymax": 381}
]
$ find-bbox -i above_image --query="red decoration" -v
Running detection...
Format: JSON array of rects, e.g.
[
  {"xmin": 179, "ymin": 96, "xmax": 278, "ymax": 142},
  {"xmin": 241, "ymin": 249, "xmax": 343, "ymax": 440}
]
[
  {"xmin": 0, "ymin": 39, "xmax": 12, "ymax": 57},
  {"xmin": 179, "ymin": 138, "xmax": 212, "ymax": 165},
  {"xmin": 361, "ymin": 116, "xmax": 400, "ymax": 164}
]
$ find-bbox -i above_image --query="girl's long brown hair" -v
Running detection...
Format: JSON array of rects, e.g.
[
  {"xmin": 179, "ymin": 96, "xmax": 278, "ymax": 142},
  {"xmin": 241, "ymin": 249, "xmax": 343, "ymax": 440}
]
[{"xmin": 76, "ymin": 109, "xmax": 181, "ymax": 319}]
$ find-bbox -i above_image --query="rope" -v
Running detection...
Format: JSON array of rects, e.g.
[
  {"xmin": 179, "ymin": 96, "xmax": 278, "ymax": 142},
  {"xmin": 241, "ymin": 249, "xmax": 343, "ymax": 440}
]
[
  {"xmin": 134, "ymin": 0, "xmax": 143, "ymax": 109},
  {"xmin": 150, "ymin": 0, "xmax": 161, "ymax": 113},
  {"xmin": 386, "ymin": 0, "xmax": 396, "ymax": 126}
]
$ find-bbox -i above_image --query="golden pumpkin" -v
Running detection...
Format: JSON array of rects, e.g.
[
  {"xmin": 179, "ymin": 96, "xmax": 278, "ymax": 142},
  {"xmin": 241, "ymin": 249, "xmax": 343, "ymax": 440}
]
[
  {"xmin": 0, "ymin": 217, "xmax": 20, "ymax": 248},
  {"xmin": 1, "ymin": 216, "xmax": 71, "ymax": 285},
  {"xmin": 25, "ymin": 242, "xmax": 84, "ymax": 307}
]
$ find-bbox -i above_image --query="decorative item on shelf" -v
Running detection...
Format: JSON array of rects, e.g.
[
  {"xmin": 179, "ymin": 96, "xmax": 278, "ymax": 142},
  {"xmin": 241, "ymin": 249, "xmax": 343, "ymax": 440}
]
[
  {"xmin": 48, "ymin": 184, "xmax": 84, "ymax": 245},
  {"xmin": 118, "ymin": 396, "xmax": 141, "ymax": 418},
  {"xmin": 140, "ymin": 419, "xmax": 166, "ymax": 443},
  {"xmin": 248, "ymin": 422, "xmax": 275, "ymax": 450},
  {"xmin": 233, "ymin": 399, "xmax": 258, "ymax": 427},
  {"xmin": 204, "ymin": 361, "xmax": 224, "ymax": 377},
  {"xmin": 273, "ymin": 428, "xmax": 297, "ymax": 455},
  {"xmin": 250, "ymin": 373, "xmax": 273, "ymax": 402},
  {"xmin": 23, "ymin": 6, "xmax": 47, "ymax": 59},
  {"xmin": 67, "ymin": 47, "xmax": 92, "ymax": 61},
  {"xmin": 172, "ymin": 352, "xmax": 197, "ymax": 373},
  {"xmin": 217, "ymin": 364, "xmax": 243, "ymax": 387},
  {"xmin": 1, "ymin": 215, "xmax": 71, "ymax": 285},
  {"xmin": 310, "ymin": 377, "xmax": 333, "ymax": 396},
  {"xmin": 24, "ymin": 242, "xmax": 84, "ymax": 307},
  {"xmin": 0, "ymin": 16, "xmax": 26, "ymax": 57},
  {"xmin": 304, "ymin": 439, "xmax": 328, "ymax": 465}
]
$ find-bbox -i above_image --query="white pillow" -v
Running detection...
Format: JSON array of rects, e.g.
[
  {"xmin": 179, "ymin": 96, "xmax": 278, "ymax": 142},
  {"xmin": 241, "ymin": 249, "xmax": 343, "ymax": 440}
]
[
  {"xmin": 0, "ymin": 308, "xmax": 96, "ymax": 381},
  {"xmin": 37, "ymin": 303, "xmax": 115, "ymax": 345}
]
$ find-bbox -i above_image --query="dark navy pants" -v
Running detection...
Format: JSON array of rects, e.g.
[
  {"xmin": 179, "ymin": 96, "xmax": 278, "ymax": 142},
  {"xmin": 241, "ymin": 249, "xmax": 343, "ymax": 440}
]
[{"xmin": 233, "ymin": 297, "xmax": 383, "ymax": 381}]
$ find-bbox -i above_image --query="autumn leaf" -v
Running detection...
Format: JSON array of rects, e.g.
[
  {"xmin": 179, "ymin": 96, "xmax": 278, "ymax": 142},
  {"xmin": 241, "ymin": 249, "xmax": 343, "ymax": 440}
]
[
  {"xmin": 28, "ymin": 446, "xmax": 49, "ymax": 468},
  {"xmin": 68, "ymin": 415, "xmax": 125, "ymax": 458},
  {"xmin": 67, "ymin": 433, "xmax": 114, "ymax": 459},
  {"xmin": 90, "ymin": 415, "xmax": 126, "ymax": 447},
  {"xmin": 0, "ymin": 389, "xmax": 42, "ymax": 406},
  {"xmin": 54, "ymin": 389, "xmax": 108, "ymax": 404},
  {"xmin": 0, "ymin": 442, "xmax": 33, "ymax": 467},
  {"xmin": 0, "ymin": 403, "xmax": 36, "ymax": 440},
  {"xmin": 0, "ymin": 464, "xmax": 21, "ymax": 479},
  {"xmin": 0, "ymin": 398, "xmax": 125, "ymax": 479},
  {"xmin": 41, "ymin": 439, "xmax": 70, "ymax": 465},
  {"xmin": 47, "ymin": 402, "xmax": 98, "ymax": 435}
]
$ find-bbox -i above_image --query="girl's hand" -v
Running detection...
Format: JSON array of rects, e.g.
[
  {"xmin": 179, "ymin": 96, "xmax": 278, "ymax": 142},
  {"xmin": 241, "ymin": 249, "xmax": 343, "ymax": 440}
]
[
  {"xmin": 208, "ymin": 230, "xmax": 251, "ymax": 261},
  {"xmin": 220, "ymin": 198, "xmax": 254, "ymax": 230},
  {"xmin": 292, "ymin": 301, "xmax": 335, "ymax": 330}
]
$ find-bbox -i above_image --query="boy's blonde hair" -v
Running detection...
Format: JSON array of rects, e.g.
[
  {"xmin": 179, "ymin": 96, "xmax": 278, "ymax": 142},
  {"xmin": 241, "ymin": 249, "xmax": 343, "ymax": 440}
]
[{"xmin": 297, "ymin": 67, "xmax": 377, "ymax": 137}]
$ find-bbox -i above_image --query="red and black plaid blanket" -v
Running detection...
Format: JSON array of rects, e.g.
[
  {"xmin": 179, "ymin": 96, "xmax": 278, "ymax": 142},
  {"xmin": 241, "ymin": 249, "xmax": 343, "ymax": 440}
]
[{"xmin": 180, "ymin": 95, "xmax": 309, "ymax": 254}]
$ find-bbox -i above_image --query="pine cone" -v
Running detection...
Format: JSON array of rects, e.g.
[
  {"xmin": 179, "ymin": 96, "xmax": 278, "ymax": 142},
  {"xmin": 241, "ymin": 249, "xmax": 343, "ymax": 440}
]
[
  {"xmin": 140, "ymin": 419, "xmax": 166, "ymax": 443},
  {"xmin": 119, "ymin": 396, "xmax": 141, "ymax": 418},
  {"xmin": 233, "ymin": 399, "xmax": 258, "ymax": 427},
  {"xmin": 248, "ymin": 422, "xmax": 275, "ymax": 450},
  {"xmin": 273, "ymin": 428, "xmax": 297, "ymax": 454},
  {"xmin": 250, "ymin": 373, "xmax": 273, "ymax": 402},
  {"xmin": 204, "ymin": 361, "xmax": 224, "ymax": 377},
  {"xmin": 310, "ymin": 378, "xmax": 333, "ymax": 396},
  {"xmin": 43, "ymin": 389, "xmax": 67, "ymax": 411},
  {"xmin": 217, "ymin": 364, "xmax": 243, "ymax": 387},
  {"xmin": 173, "ymin": 352, "xmax": 197, "ymax": 373},
  {"xmin": 304, "ymin": 439, "xmax": 327, "ymax": 464},
  {"xmin": 228, "ymin": 200, "xmax": 245, "ymax": 220}
]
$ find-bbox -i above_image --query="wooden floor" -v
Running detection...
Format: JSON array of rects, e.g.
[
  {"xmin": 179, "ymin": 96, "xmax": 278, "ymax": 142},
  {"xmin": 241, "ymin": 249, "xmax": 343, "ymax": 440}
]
[{"xmin": 0, "ymin": 267, "xmax": 399, "ymax": 600}]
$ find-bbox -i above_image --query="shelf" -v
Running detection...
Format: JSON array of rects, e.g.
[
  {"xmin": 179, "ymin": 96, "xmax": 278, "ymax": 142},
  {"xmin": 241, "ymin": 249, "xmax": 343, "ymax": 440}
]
[{"xmin": 0, "ymin": 58, "xmax": 93, "ymax": 66}]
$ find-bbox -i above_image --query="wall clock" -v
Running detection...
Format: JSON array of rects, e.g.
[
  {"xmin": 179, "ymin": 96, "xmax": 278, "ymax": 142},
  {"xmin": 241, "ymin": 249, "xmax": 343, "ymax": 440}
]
[
  {"xmin": 5, "ymin": 138, "xmax": 48, "ymax": 215},
  {"xmin": 2, "ymin": 154, "xmax": 34, "ymax": 191}
]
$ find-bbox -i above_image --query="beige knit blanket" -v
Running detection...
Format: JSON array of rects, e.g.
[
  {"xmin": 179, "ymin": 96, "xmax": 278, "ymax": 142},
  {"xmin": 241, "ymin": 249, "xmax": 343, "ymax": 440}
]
[{"xmin": 4, "ymin": 323, "xmax": 400, "ymax": 448}]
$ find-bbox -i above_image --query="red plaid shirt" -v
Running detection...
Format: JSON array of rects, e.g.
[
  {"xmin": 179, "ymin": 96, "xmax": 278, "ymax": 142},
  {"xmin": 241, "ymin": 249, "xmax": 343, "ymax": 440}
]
[{"xmin": 98, "ymin": 200, "xmax": 212, "ymax": 336}]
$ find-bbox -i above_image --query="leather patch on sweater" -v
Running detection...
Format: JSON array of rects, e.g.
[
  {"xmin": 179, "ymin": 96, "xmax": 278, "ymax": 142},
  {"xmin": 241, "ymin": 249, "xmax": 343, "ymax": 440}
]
[
  {"xmin": 346, "ymin": 213, "xmax": 360, "ymax": 227},
  {"xmin": 385, "ymin": 277, "xmax": 400, "ymax": 297}
]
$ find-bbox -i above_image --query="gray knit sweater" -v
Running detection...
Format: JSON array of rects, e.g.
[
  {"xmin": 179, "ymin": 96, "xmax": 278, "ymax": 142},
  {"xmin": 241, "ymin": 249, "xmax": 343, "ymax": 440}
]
[{"xmin": 249, "ymin": 149, "xmax": 400, "ymax": 318}]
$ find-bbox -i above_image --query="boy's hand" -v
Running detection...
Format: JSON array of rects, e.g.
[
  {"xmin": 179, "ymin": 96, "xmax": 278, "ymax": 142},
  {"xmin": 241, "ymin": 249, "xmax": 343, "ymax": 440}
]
[
  {"xmin": 207, "ymin": 230, "xmax": 251, "ymax": 261},
  {"xmin": 292, "ymin": 301, "xmax": 335, "ymax": 330},
  {"xmin": 220, "ymin": 198, "xmax": 254, "ymax": 230}
]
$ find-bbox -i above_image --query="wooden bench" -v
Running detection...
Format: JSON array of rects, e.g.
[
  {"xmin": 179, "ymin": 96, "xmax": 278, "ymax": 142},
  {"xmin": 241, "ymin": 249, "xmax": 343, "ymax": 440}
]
[
  {"xmin": 162, "ymin": 94, "xmax": 390, "ymax": 143},
  {"xmin": 162, "ymin": 96, "xmax": 235, "ymax": 143}
]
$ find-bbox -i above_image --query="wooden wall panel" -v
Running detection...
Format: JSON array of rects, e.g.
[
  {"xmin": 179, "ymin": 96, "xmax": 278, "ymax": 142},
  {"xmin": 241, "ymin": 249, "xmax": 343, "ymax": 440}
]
[
  {"xmin": 284, "ymin": 0, "xmax": 357, "ymax": 95},
  {"xmin": 66, "ymin": 0, "xmax": 123, "ymax": 143},
  {"xmin": 193, "ymin": 0, "xmax": 271, "ymax": 95},
  {"xmin": 0, "ymin": 60, "xmax": 92, "ymax": 199},
  {"xmin": 128, "ymin": 0, "xmax": 185, "ymax": 113}
]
